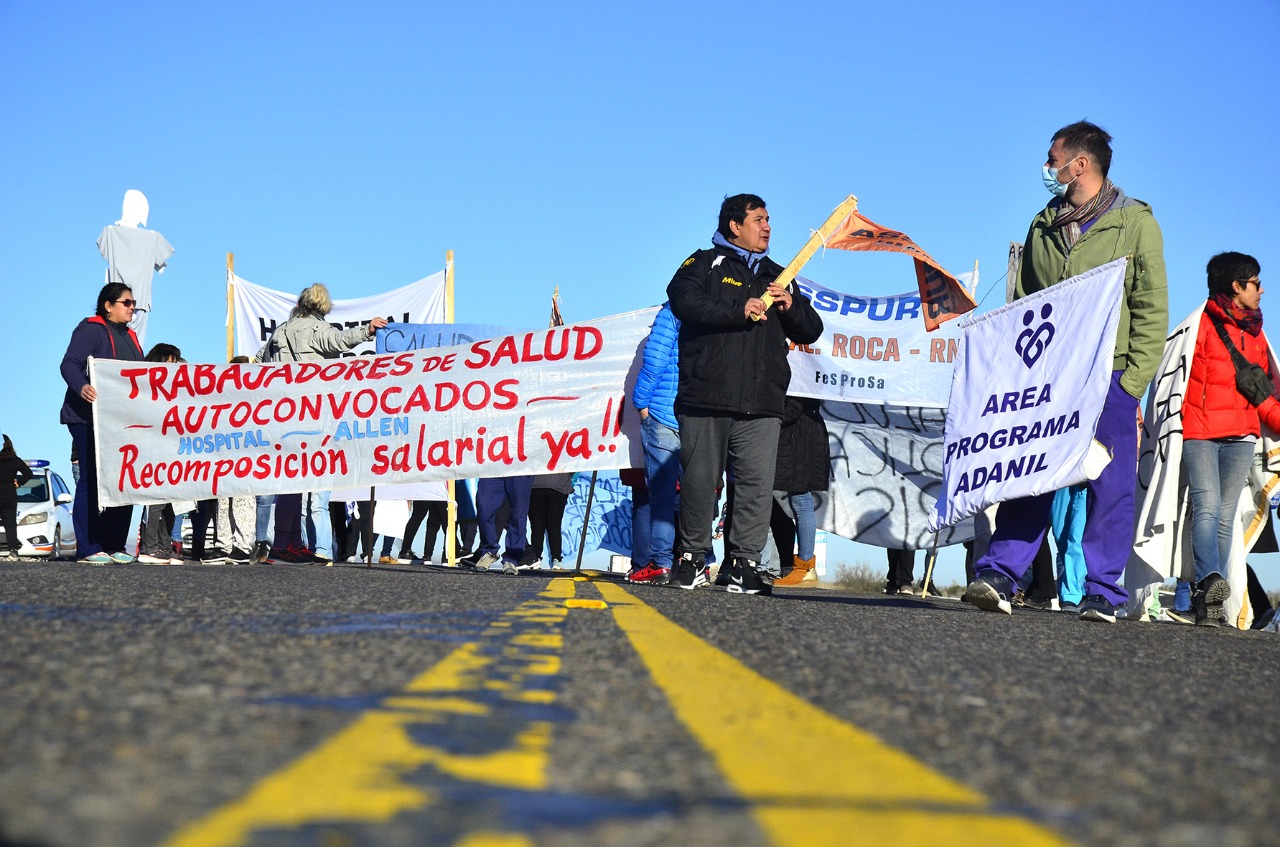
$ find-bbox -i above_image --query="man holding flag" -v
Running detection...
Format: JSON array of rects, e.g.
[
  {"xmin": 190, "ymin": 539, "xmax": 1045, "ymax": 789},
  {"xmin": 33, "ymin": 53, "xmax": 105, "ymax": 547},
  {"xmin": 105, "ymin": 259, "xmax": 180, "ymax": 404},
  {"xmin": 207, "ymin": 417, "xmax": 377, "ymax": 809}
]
[
  {"xmin": 966, "ymin": 121, "xmax": 1168, "ymax": 623},
  {"xmin": 666, "ymin": 194, "xmax": 823, "ymax": 594}
]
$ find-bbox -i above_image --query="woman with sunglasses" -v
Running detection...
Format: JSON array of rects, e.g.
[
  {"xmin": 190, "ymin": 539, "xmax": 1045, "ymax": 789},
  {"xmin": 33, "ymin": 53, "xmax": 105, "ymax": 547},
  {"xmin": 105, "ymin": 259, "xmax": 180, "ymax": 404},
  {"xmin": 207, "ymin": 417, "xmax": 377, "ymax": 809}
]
[
  {"xmin": 1181, "ymin": 252, "xmax": 1279, "ymax": 626},
  {"xmin": 59, "ymin": 282, "xmax": 145, "ymax": 565}
]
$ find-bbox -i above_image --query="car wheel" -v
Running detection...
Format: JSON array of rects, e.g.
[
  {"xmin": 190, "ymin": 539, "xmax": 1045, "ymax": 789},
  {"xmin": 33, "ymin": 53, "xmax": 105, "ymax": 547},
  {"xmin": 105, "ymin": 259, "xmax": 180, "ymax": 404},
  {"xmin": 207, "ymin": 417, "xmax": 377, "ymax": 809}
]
[{"xmin": 52, "ymin": 526, "xmax": 63, "ymax": 561}]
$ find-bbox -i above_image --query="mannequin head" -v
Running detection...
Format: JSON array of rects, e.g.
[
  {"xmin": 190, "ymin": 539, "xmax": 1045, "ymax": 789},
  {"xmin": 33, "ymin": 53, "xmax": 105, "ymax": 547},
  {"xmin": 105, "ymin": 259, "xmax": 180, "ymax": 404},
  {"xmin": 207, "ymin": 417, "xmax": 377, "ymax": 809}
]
[{"xmin": 117, "ymin": 189, "xmax": 150, "ymax": 227}]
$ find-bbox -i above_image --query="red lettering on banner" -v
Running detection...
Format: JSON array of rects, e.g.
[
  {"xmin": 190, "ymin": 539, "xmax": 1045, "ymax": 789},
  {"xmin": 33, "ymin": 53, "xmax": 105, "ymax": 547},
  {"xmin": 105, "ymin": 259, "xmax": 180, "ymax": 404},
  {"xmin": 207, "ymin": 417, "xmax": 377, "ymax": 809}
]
[
  {"xmin": 118, "ymin": 444, "xmax": 139, "ymax": 489},
  {"xmin": 326, "ymin": 392, "xmax": 351, "ymax": 419},
  {"xmin": 490, "ymin": 336, "xmax": 520, "ymax": 366},
  {"xmin": 404, "ymin": 384, "xmax": 431, "ymax": 413},
  {"xmin": 118, "ymin": 367, "xmax": 148, "ymax": 399},
  {"xmin": 544, "ymin": 329, "xmax": 569, "ymax": 361},
  {"xmin": 542, "ymin": 427, "xmax": 591, "ymax": 470},
  {"xmin": 295, "ymin": 363, "xmax": 322, "ymax": 384},
  {"xmin": 162, "ymin": 407, "xmax": 183, "ymax": 435},
  {"xmin": 573, "ymin": 326, "xmax": 603, "ymax": 360},
  {"xmin": 241, "ymin": 367, "xmax": 268, "ymax": 390},
  {"xmin": 427, "ymin": 440, "xmax": 452, "ymax": 466},
  {"xmin": 372, "ymin": 445, "xmax": 390, "ymax": 474},
  {"xmin": 421, "ymin": 353, "xmax": 456, "ymax": 373},
  {"xmin": 463, "ymin": 382, "xmax": 491, "ymax": 410},
  {"xmin": 436, "ymin": 382, "xmax": 460, "ymax": 411},
  {"xmin": 347, "ymin": 358, "xmax": 370, "ymax": 380},
  {"xmin": 520, "ymin": 334, "xmax": 544, "ymax": 363},
  {"xmin": 366, "ymin": 357, "xmax": 390, "ymax": 380},
  {"xmin": 380, "ymin": 386, "xmax": 403, "ymax": 414},
  {"xmin": 391, "ymin": 353, "xmax": 415, "ymax": 377},
  {"xmin": 194, "ymin": 364, "xmax": 216, "ymax": 394}
]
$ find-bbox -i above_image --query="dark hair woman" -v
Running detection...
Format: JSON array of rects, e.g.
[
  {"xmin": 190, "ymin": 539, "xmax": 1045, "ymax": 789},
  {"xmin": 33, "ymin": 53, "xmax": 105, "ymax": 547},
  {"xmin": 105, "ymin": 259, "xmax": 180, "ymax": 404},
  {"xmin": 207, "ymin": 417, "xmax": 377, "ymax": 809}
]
[
  {"xmin": 0, "ymin": 434, "xmax": 34, "ymax": 560},
  {"xmin": 59, "ymin": 283, "xmax": 145, "ymax": 564},
  {"xmin": 1181, "ymin": 252, "xmax": 1280, "ymax": 626}
]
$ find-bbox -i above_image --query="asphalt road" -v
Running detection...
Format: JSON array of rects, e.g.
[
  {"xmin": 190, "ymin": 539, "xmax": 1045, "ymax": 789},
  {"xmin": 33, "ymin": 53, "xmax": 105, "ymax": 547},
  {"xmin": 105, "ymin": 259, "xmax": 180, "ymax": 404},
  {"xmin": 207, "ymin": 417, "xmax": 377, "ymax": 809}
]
[{"xmin": 1, "ymin": 558, "xmax": 1277, "ymax": 847}]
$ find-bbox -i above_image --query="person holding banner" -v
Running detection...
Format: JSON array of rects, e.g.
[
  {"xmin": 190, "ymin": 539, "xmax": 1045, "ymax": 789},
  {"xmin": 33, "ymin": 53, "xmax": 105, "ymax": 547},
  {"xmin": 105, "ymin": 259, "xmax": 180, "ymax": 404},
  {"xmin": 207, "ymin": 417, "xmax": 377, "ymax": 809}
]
[
  {"xmin": 667, "ymin": 194, "xmax": 824, "ymax": 594},
  {"xmin": 254, "ymin": 283, "xmax": 388, "ymax": 566},
  {"xmin": 59, "ymin": 283, "xmax": 146, "ymax": 564},
  {"xmin": 967, "ymin": 121, "xmax": 1168, "ymax": 623},
  {"xmin": 1179, "ymin": 253, "xmax": 1280, "ymax": 626}
]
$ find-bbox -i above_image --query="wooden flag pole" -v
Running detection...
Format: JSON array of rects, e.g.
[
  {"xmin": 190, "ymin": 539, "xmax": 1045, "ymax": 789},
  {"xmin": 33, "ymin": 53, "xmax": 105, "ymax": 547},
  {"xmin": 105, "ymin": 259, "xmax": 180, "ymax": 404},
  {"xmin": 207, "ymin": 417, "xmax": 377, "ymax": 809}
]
[
  {"xmin": 225, "ymin": 253, "xmax": 235, "ymax": 362},
  {"xmin": 753, "ymin": 194, "xmax": 859, "ymax": 320},
  {"xmin": 920, "ymin": 543, "xmax": 939, "ymax": 598},
  {"xmin": 444, "ymin": 250, "xmax": 459, "ymax": 568}
]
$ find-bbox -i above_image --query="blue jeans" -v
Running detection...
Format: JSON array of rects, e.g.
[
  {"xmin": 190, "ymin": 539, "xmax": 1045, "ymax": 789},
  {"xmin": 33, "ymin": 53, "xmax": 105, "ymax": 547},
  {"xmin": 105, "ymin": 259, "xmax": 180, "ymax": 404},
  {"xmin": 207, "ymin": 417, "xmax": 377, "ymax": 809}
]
[
  {"xmin": 255, "ymin": 495, "xmax": 276, "ymax": 545},
  {"xmin": 476, "ymin": 476, "xmax": 533, "ymax": 562},
  {"xmin": 641, "ymin": 416, "xmax": 681, "ymax": 568},
  {"xmin": 1182, "ymin": 437, "xmax": 1255, "ymax": 584},
  {"xmin": 303, "ymin": 490, "xmax": 332, "ymax": 558},
  {"xmin": 789, "ymin": 492, "xmax": 816, "ymax": 559}
]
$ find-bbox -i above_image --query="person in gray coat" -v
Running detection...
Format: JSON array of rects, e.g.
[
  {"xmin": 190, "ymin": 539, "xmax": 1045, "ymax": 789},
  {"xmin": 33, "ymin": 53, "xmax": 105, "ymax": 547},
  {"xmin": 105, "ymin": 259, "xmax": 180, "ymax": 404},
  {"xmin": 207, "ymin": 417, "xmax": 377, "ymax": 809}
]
[{"xmin": 253, "ymin": 283, "xmax": 387, "ymax": 565}]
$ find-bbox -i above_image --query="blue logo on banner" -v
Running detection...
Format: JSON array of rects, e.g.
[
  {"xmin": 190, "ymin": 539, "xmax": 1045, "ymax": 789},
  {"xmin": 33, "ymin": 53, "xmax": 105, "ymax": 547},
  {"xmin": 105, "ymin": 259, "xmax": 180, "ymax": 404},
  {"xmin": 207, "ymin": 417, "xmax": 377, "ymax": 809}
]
[{"xmin": 1015, "ymin": 304, "xmax": 1056, "ymax": 368}]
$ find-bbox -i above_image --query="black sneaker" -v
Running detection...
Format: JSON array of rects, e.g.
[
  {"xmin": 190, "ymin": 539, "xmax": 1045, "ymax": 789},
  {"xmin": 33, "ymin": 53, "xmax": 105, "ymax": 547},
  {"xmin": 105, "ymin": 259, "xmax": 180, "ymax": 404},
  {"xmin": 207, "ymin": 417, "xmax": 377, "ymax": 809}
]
[
  {"xmin": 672, "ymin": 552, "xmax": 708, "ymax": 590},
  {"xmin": 1192, "ymin": 574, "xmax": 1231, "ymax": 627},
  {"xmin": 226, "ymin": 548, "xmax": 251, "ymax": 565},
  {"xmin": 250, "ymin": 540, "xmax": 271, "ymax": 564},
  {"xmin": 1078, "ymin": 594, "xmax": 1118, "ymax": 623},
  {"xmin": 200, "ymin": 549, "xmax": 228, "ymax": 565},
  {"xmin": 725, "ymin": 557, "xmax": 771, "ymax": 596},
  {"xmin": 964, "ymin": 572, "xmax": 1016, "ymax": 615}
]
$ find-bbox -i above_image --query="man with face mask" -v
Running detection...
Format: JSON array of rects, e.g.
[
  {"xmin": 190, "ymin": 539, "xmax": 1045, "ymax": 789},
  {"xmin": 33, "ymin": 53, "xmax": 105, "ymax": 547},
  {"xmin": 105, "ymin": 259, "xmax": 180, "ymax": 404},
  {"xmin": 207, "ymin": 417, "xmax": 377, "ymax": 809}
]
[{"xmin": 965, "ymin": 121, "xmax": 1168, "ymax": 623}]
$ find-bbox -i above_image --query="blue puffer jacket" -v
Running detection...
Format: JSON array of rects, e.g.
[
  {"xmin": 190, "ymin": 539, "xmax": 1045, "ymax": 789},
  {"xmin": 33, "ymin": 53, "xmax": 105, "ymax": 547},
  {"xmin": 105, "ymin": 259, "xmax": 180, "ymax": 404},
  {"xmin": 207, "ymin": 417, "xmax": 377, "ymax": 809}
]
[{"xmin": 631, "ymin": 302, "xmax": 680, "ymax": 430}]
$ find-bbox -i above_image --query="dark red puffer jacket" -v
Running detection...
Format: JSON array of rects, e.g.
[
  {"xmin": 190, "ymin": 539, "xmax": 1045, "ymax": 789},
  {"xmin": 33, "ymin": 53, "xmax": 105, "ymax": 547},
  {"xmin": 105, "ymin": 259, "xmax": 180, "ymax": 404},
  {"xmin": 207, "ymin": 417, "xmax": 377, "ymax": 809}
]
[{"xmin": 1183, "ymin": 300, "xmax": 1280, "ymax": 440}]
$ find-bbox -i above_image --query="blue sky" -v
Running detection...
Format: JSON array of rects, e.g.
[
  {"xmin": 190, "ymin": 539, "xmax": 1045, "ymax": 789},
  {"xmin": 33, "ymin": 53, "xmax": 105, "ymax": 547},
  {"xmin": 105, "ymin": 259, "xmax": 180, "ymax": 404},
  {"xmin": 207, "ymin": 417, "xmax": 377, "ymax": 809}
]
[{"xmin": 3, "ymin": 1, "xmax": 1279, "ymax": 588}]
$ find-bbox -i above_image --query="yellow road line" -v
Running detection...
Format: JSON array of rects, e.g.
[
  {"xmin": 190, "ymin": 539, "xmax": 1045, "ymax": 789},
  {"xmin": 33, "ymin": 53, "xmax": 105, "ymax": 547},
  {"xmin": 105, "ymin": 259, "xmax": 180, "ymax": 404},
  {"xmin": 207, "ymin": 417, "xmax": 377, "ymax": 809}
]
[
  {"xmin": 162, "ymin": 579, "xmax": 577, "ymax": 847},
  {"xmin": 593, "ymin": 581, "xmax": 1075, "ymax": 846}
]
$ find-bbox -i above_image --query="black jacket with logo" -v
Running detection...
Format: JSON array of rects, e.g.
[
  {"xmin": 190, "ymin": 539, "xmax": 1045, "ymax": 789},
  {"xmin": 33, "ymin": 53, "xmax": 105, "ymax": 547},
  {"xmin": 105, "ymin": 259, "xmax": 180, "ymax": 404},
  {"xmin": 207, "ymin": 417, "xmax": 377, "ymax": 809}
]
[{"xmin": 666, "ymin": 244, "xmax": 823, "ymax": 418}]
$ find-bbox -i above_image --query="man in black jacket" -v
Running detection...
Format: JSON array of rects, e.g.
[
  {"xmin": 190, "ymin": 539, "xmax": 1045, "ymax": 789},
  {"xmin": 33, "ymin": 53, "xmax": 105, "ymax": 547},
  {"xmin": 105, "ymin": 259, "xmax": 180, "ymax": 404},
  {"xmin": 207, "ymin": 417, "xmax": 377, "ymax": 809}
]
[{"xmin": 666, "ymin": 194, "xmax": 824, "ymax": 594}]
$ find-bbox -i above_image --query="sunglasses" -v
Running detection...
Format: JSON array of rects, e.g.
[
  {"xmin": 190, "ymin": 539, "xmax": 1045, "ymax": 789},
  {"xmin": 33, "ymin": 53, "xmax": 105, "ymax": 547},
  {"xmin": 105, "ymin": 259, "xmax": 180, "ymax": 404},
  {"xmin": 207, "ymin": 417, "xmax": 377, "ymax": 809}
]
[{"xmin": 113, "ymin": 299, "xmax": 137, "ymax": 307}]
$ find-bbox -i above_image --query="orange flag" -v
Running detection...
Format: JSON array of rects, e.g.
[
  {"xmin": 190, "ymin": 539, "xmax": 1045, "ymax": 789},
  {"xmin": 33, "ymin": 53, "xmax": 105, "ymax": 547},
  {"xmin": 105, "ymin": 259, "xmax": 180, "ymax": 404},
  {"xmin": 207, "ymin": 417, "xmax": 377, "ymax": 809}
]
[{"xmin": 824, "ymin": 210, "xmax": 976, "ymax": 331}]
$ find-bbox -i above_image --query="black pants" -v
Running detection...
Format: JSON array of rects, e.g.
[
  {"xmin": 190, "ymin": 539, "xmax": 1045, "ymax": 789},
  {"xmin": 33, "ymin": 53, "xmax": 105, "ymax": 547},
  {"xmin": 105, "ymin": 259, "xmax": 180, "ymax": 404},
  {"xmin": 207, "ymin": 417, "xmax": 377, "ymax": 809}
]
[
  {"xmin": 886, "ymin": 548, "xmax": 916, "ymax": 589},
  {"xmin": 399, "ymin": 501, "xmax": 433, "ymax": 556},
  {"xmin": 770, "ymin": 498, "xmax": 797, "ymax": 570},
  {"xmin": 1, "ymin": 500, "xmax": 18, "ymax": 555},
  {"xmin": 525, "ymin": 489, "xmax": 568, "ymax": 562}
]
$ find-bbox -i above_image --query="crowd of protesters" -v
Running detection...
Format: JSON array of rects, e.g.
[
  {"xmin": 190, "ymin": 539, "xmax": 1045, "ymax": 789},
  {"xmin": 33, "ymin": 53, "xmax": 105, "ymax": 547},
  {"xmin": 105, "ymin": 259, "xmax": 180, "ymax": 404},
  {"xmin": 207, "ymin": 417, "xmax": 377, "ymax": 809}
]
[{"xmin": 41, "ymin": 120, "xmax": 1280, "ymax": 631}]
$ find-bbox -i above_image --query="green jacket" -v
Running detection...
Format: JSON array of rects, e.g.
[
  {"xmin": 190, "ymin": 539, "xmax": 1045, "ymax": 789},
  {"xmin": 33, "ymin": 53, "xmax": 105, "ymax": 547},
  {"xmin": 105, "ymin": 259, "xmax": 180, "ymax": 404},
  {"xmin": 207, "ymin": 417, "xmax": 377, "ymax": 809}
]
[{"xmin": 1015, "ymin": 189, "xmax": 1168, "ymax": 400}]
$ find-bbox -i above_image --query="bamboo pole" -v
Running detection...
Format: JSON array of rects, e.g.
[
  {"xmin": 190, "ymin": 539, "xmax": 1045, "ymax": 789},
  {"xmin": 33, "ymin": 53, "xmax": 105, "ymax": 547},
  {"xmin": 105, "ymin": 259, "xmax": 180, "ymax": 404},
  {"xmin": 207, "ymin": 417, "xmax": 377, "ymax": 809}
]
[
  {"xmin": 225, "ymin": 253, "xmax": 235, "ymax": 362},
  {"xmin": 753, "ymin": 194, "xmax": 859, "ymax": 319},
  {"xmin": 920, "ymin": 543, "xmax": 939, "ymax": 598},
  {"xmin": 574, "ymin": 471, "xmax": 598, "ymax": 574},
  {"xmin": 444, "ymin": 250, "xmax": 458, "ymax": 567}
]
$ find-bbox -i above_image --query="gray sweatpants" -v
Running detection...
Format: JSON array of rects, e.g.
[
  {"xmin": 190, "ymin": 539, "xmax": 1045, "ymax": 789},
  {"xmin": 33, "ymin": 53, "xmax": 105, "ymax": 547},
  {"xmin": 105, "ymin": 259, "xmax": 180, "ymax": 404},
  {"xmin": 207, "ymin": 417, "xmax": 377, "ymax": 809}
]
[{"xmin": 676, "ymin": 413, "xmax": 780, "ymax": 562}]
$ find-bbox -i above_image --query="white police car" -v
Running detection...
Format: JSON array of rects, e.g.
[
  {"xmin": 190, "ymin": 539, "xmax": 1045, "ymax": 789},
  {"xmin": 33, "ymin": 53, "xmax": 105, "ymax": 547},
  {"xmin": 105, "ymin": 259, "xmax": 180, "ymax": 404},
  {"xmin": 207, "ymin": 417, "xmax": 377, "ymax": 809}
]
[{"xmin": 4, "ymin": 461, "xmax": 77, "ymax": 559}]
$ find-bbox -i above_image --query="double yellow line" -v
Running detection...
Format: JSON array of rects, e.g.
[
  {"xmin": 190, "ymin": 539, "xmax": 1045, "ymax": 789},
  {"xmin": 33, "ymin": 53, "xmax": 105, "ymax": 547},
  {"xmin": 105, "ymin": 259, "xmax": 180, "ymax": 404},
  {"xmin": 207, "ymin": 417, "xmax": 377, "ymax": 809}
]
[{"xmin": 164, "ymin": 577, "xmax": 1073, "ymax": 847}]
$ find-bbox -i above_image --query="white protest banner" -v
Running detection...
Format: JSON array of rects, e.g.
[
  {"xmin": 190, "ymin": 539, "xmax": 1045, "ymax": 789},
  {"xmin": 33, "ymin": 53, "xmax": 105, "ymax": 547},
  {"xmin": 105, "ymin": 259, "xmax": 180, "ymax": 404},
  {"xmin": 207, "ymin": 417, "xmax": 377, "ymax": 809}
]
[
  {"xmin": 229, "ymin": 271, "xmax": 446, "ymax": 359},
  {"xmin": 819, "ymin": 402, "xmax": 973, "ymax": 550},
  {"xmin": 91, "ymin": 309, "xmax": 656, "ymax": 506},
  {"xmin": 928, "ymin": 258, "xmax": 1127, "ymax": 531},
  {"xmin": 331, "ymin": 322, "xmax": 519, "ymax": 502},
  {"xmin": 788, "ymin": 273, "xmax": 970, "ymax": 407}
]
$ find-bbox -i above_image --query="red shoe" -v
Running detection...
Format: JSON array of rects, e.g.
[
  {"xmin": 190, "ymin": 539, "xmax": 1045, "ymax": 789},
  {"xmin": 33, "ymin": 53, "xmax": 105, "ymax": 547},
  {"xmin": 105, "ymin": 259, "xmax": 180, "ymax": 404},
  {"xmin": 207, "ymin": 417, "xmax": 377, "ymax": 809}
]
[{"xmin": 626, "ymin": 562, "xmax": 671, "ymax": 585}]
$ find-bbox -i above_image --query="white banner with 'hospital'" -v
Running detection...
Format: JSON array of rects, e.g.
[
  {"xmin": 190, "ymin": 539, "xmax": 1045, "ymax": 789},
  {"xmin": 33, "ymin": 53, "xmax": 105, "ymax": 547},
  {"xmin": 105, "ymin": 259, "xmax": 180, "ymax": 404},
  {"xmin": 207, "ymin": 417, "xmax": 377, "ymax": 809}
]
[
  {"xmin": 90, "ymin": 309, "xmax": 655, "ymax": 506},
  {"xmin": 928, "ymin": 258, "xmax": 1127, "ymax": 530},
  {"xmin": 787, "ymin": 273, "xmax": 970, "ymax": 408},
  {"xmin": 229, "ymin": 270, "xmax": 447, "ymax": 359}
]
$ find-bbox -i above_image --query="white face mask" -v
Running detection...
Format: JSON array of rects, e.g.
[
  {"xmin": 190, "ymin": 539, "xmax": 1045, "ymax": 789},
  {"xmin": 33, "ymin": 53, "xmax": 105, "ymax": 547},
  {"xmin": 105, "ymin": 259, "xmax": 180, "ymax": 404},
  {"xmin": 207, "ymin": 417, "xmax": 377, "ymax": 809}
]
[{"xmin": 1042, "ymin": 163, "xmax": 1076, "ymax": 198}]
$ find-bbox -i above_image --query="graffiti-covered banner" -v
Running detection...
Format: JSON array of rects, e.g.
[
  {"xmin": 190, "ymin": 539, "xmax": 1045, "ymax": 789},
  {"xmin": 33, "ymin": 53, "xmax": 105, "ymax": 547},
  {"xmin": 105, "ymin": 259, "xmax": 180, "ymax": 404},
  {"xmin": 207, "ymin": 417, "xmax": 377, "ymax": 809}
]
[
  {"xmin": 818, "ymin": 402, "xmax": 972, "ymax": 550},
  {"xmin": 230, "ymin": 271, "xmax": 446, "ymax": 359},
  {"xmin": 787, "ymin": 274, "xmax": 968, "ymax": 407},
  {"xmin": 928, "ymin": 259, "xmax": 1126, "ymax": 530},
  {"xmin": 91, "ymin": 309, "xmax": 656, "ymax": 506}
]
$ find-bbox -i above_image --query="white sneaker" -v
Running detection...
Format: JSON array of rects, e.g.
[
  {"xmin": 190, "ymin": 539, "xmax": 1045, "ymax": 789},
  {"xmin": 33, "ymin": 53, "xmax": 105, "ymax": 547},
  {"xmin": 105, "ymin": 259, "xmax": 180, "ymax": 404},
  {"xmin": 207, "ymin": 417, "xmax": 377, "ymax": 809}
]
[{"xmin": 137, "ymin": 553, "xmax": 169, "ymax": 564}]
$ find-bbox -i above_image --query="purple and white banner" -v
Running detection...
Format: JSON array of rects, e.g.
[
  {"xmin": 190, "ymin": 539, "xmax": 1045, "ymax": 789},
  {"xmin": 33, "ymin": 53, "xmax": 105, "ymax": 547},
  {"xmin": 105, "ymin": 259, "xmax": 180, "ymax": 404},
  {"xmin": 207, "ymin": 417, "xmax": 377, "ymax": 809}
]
[
  {"xmin": 91, "ymin": 309, "xmax": 655, "ymax": 506},
  {"xmin": 928, "ymin": 258, "xmax": 1126, "ymax": 530}
]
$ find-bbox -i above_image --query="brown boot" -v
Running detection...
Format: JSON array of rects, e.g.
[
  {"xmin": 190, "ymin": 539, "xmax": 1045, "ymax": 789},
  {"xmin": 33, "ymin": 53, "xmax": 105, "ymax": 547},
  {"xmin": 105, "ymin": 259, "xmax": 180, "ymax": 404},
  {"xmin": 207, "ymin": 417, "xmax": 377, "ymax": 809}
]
[{"xmin": 774, "ymin": 554, "xmax": 817, "ymax": 587}]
